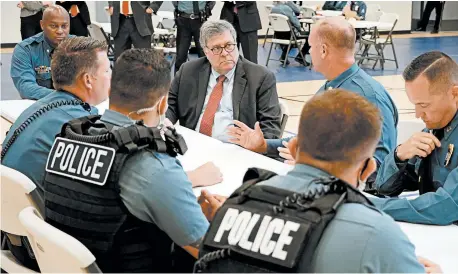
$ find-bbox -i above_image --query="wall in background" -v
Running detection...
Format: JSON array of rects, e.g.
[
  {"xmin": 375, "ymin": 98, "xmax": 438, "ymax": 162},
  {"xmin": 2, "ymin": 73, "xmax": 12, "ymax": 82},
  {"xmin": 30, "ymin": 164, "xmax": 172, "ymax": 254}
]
[{"xmin": 1, "ymin": 1, "xmax": 414, "ymax": 45}]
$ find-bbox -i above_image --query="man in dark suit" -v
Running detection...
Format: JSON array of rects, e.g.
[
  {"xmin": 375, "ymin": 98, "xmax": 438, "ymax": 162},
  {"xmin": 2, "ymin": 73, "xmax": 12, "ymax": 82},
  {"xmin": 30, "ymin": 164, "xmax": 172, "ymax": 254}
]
[
  {"xmin": 220, "ymin": 1, "xmax": 262, "ymax": 64},
  {"xmin": 167, "ymin": 20, "xmax": 281, "ymax": 142},
  {"xmin": 108, "ymin": 1, "xmax": 157, "ymax": 59},
  {"xmin": 57, "ymin": 1, "xmax": 91, "ymax": 36}
]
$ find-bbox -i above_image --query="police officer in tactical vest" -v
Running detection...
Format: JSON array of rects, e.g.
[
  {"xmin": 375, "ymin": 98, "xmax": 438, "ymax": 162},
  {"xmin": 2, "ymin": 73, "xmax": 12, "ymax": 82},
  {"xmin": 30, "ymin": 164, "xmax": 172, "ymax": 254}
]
[
  {"xmin": 43, "ymin": 48, "xmax": 222, "ymax": 272},
  {"xmin": 195, "ymin": 89, "xmax": 438, "ymax": 272}
]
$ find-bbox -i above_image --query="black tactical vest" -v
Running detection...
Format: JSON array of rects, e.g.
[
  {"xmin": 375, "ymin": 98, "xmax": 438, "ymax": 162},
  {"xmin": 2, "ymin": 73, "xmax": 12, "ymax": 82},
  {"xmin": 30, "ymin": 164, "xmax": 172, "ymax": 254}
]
[
  {"xmin": 43, "ymin": 115, "xmax": 188, "ymax": 273},
  {"xmin": 195, "ymin": 168, "xmax": 375, "ymax": 273}
]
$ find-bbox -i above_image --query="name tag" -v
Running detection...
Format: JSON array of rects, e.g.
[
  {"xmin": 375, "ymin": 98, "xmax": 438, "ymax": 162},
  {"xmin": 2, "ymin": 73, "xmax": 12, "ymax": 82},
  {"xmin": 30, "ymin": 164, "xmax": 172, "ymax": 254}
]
[
  {"xmin": 45, "ymin": 137, "xmax": 115, "ymax": 186},
  {"xmin": 204, "ymin": 205, "xmax": 309, "ymax": 269},
  {"xmin": 35, "ymin": 66, "xmax": 51, "ymax": 74}
]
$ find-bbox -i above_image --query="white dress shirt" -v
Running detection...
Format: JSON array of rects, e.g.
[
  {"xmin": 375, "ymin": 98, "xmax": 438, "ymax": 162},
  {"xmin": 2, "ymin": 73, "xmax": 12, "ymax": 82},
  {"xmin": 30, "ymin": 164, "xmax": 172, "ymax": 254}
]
[{"xmin": 195, "ymin": 65, "xmax": 236, "ymax": 142}]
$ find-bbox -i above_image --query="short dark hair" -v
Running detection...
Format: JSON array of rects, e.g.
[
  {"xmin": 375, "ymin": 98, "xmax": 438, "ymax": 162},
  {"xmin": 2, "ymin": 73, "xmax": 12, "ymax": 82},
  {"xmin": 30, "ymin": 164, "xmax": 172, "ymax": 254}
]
[
  {"xmin": 297, "ymin": 89, "xmax": 381, "ymax": 165},
  {"xmin": 110, "ymin": 49, "xmax": 171, "ymax": 111},
  {"xmin": 403, "ymin": 51, "xmax": 458, "ymax": 92},
  {"xmin": 52, "ymin": 37, "xmax": 108, "ymax": 89}
]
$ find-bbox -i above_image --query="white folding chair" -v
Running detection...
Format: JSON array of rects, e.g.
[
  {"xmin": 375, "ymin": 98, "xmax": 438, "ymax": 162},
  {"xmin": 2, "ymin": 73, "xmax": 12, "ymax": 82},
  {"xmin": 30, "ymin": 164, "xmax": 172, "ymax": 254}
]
[
  {"xmin": 262, "ymin": 4, "xmax": 274, "ymax": 48},
  {"xmin": 279, "ymin": 100, "xmax": 290, "ymax": 136},
  {"xmin": 19, "ymin": 207, "xmax": 102, "ymax": 273},
  {"xmin": 0, "ymin": 165, "xmax": 43, "ymax": 273},
  {"xmin": 266, "ymin": 14, "xmax": 307, "ymax": 67},
  {"xmin": 397, "ymin": 119, "xmax": 426, "ymax": 145},
  {"xmin": 359, "ymin": 13, "xmax": 399, "ymax": 70}
]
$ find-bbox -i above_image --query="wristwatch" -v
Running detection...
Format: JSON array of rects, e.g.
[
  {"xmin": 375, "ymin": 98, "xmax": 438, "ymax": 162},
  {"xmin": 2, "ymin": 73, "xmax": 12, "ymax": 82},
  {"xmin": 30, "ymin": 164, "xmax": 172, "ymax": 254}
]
[{"xmin": 394, "ymin": 145, "xmax": 407, "ymax": 163}]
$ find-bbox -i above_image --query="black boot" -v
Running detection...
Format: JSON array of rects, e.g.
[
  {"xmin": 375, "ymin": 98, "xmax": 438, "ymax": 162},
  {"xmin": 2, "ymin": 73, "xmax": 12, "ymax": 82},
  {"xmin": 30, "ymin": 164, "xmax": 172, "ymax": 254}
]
[{"xmin": 431, "ymin": 29, "xmax": 439, "ymax": 34}]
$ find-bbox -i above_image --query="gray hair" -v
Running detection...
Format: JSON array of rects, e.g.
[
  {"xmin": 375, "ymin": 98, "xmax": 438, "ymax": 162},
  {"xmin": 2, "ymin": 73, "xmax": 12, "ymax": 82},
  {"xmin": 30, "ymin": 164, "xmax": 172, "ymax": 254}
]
[{"xmin": 199, "ymin": 20, "xmax": 237, "ymax": 48}]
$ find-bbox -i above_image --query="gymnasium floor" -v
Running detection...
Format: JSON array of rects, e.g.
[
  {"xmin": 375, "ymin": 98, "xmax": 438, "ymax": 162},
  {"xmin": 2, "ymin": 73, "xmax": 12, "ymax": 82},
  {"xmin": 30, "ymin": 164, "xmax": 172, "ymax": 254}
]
[{"xmin": 1, "ymin": 32, "xmax": 458, "ymax": 136}]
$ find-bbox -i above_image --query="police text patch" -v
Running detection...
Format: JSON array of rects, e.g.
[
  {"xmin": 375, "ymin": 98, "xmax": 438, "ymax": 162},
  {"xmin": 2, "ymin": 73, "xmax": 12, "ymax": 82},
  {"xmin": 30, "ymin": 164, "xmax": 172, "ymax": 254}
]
[
  {"xmin": 204, "ymin": 205, "xmax": 310, "ymax": 269},
  {"xmin": 46, "ymin": 138, "xmax": 115, "ymax": 186}
]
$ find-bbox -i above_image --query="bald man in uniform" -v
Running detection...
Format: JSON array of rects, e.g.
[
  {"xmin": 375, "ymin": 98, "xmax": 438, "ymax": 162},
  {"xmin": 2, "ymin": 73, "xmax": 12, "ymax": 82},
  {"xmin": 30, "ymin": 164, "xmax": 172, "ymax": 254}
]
[
  {"xmin": 228, "ymin": 17, "xmax": 398, "ymax": 191},
  {"xmin": 10, "ymin": 5, "xmax": 71, "ymax": 100}
]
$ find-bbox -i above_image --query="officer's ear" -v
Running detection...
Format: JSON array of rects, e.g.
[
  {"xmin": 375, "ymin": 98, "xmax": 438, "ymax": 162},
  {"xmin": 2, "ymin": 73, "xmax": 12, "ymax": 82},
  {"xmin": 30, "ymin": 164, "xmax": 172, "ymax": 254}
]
[
  {"xmin": 158, "ymin": 95, "xmax": 169, "ymax": 115},
  {"xmin": 82, "ymin": 72, "xmax": 93, "ymax": 90},
  {"xmin": 358, "ymin": 157, "xmax": 377, "ymax": 183},
  {"xmin": 40, "ymin": 20, "xmax": 44, "ymax": 31},
  {"xmin": 288, "ymin": 137, "xmax": 298, "ymax": 161},
  {"xmin": 321, "ymin": 43, "xmax": 328, "ymax": 59}
]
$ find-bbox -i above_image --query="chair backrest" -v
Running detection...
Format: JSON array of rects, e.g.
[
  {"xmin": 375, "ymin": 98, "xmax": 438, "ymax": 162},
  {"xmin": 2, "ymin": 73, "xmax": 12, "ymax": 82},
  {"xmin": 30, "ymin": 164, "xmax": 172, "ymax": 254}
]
[
  {"xmin": 300, "ymin": 6, "xmax": 316, "ymax": 18},
  {"xmin": 87, "ymin": 22, "xmax": 108, "ymax": 43},
  {"xmin": 19, "ymin": 207, "xmax": 102, "ymax": 273},
  {"xmin": 265, "ymin": 4, "xmax": 273, "ymax": 13},
  {"xmin": 279, "ymin": 100, "xmax": 290, "ymax": 136},
  {"xmin": 268, "ymin": 14, "xmax": 291, "ymax": 32},
  {"xmin": 397, "ymin": 119, "xmax": 425, "ymax": 145},
  {"xmin": 152, "ymin": 14, "xmax": 163, "ymax": 29},
  {"xmin": 0, "ymin": 165, "xmax": 43, "ymax": 236}
]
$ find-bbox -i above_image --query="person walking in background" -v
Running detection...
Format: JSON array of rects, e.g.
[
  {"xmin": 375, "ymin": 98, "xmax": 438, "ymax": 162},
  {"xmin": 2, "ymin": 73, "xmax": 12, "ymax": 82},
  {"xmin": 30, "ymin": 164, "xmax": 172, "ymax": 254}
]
[
  {"xmin": 17, "ymin": 1, "xmax": 44, "ymax": 40},
  {"xmin": 416, "ymin": 1, "xmax": 445, "ymax": 34},
  {"xmin": 56, "ymin": 1, "xmax": 91, "ymax": 36}
]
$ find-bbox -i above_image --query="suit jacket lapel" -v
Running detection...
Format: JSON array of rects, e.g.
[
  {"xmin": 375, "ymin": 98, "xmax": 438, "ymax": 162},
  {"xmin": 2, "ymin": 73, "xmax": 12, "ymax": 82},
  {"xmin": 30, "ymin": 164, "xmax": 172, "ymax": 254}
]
[
  {"xmin": 232, "ymin": 58, "xmax": 247, "ymax": 121},
  {"xmin": 194, "ymin": 61, "xmax": 211, "ymax": 128}
]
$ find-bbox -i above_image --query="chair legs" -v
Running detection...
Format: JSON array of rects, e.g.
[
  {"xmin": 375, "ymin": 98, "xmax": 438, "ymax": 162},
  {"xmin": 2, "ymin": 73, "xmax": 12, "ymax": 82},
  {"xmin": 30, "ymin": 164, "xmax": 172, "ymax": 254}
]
[
  {"xmin": 266, "ymin": 41, "xmax": 274, "ymax": 66},
  {"xmin": 391, "ymin": 42, "xmax": 399, "ymax": 68},
  {"xmin": 263, "ymin": 27, "xmax": 270, "ymax": 48},
  {"xmin": 283, "ymin": 44, "xmax": 292, "ymax": 68}
]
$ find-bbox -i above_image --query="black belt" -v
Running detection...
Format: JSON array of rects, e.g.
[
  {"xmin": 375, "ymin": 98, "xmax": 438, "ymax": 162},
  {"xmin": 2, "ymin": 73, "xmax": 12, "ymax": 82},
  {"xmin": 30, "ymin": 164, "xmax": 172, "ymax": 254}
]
[
  {"xmin": 120, "ymin": 14, "xmax": 134, "ymax": 18},
  {"xmin": 177, "ymin": 11, "xmax": 202, "ymax": 19}
]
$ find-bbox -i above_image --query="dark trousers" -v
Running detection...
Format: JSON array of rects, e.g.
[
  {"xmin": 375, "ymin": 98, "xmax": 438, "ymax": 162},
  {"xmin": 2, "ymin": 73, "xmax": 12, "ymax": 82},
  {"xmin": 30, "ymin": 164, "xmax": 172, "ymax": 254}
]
[
  {"xmin": 20, "ymin": 11, "xmax": 43, "ymax": 40},
  {"xmin": 274, "ymin": 31, "xmax": 310, "ymax": 59},
  {"xmin": 233, "ymin": 16, "xmax": 258, "ymax": 64},
  {"xmin": 114, "ymin": 16, "xmax": 151, "ymax": 60},
  {"xmin": 175, "ymin": 16, "xmax": 204, "ymax": 73},
  {"xmin": 418, "ymin": 1, "xmax": 444, "ymax": 31},
  {"xmin": 70, "ymin": 16, "xmax": 89, "ymax": 37}
]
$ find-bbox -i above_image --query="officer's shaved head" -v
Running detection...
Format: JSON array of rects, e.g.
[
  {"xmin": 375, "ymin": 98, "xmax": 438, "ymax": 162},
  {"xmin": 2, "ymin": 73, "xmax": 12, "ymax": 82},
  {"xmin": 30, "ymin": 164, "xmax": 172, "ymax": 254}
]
[
  {"xmin": 42, "ymin": 5, "xmax": 69, "ymax": 21},
  {"xmin": 403, "ymin": 51, "xmax": 458, "ymax": 93},
  {"xmin": 314, "ymin": 17, "xmax": 356, "ymax": 52},
  {"xmin": 40, "ymin": 5, "xmax": 70, "ymax": 47},
  {"xmin": 308, "ymin": 17, "xmax": 356, "ymax": 77},
  {"xmin": 297, "ymin": 89, "xmax": 381, "ymax": 167}
]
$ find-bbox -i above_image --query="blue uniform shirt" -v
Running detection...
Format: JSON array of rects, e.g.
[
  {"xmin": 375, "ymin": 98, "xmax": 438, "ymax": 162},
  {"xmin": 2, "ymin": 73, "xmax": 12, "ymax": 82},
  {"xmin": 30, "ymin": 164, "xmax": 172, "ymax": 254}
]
[
  {"xmin": 351, "ymin": 1, "xmax": 367, "ymax": 19},
  {"xmin": 266, "ymin": 63, "xmax": 399, "ymax": 167},
  {"xmin": 98, "ymin": 110, "xmax": 209, "ymax": 246},
  {"xmin": 259, "ymin": 164, "xmax": 425, "ymax": 272},
  {"xmin": 2, "ymin": 91, "xmax": 98, "ymax": 195},
  {"xmin": 176, "ymin": 1, "xmax": 207, "ymax": 13},
  {"xmin": 373, "ymin": 112, "xmax": 458, "ymax": 225},
  {"xmin": 11, "ymin": 32, "xmax": 56, "ymax": 100}
]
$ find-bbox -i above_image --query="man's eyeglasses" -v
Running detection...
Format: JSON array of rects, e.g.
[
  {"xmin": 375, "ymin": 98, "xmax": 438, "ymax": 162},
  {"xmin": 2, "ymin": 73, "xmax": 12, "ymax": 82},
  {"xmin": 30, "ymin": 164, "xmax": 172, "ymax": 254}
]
[{"xmin": 207, "ymin": 44, "xmax": 237, "ymax": 55}]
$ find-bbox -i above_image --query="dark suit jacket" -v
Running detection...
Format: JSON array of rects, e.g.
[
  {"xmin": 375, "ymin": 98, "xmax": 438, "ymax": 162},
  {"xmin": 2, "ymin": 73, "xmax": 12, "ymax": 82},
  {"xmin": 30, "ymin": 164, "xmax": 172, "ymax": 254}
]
[
  {"xmin": 108, "ymin": 1, "xmax": 156, "ymax": 37},
  {"xmin": 220, "ymin": 1, "xmax": 262, "ymax": 33},
  {"xmin": 167, "ymin": 57, "xmax": 282, "ymax": 139},
  {"xmin": 57, "ymin": 1, "xmax": 91, "ymax": 25}
]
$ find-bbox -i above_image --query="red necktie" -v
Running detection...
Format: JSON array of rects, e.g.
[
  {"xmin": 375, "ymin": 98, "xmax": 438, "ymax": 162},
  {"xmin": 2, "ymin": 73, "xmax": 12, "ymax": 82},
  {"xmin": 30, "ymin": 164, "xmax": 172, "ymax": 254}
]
[
  {"xmin": 199, "ymin": 75, "xmax": 226, "ymax": 137},
  {"xmin": 70, "ymin": 5, "xmax": 78, "ymax": 17},
  {"xmin": 122, "ymin": 1, "xmax": 129, "ymax": 16}
]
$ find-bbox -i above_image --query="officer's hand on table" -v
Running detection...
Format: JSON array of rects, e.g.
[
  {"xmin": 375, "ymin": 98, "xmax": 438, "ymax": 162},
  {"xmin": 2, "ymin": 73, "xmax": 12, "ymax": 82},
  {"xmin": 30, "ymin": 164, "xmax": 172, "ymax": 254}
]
[
  {"xmin": 187, "ymin": 162, "xmax": 223, "ymax": 188},
  {"xmin": 108, "ymin": 7, "xmax": 114, "ymax": 16},
  {"xmin": 227, "ymin": 121, "xmax": 267, "ymax": 153},
  {"xmin": 396, "ymin": 132, "xmax": 441, "ymax": 161},
  {"xmin": 278, "ymin": 137, "xmax": 298, "ymax": 165},
  {"xmin": 198, "ymin": 189, "xmax": 227, "ymax": 221},
  {"xmin": 418, "ymin": 256, "xmax": 443, "ymax": 274}
]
